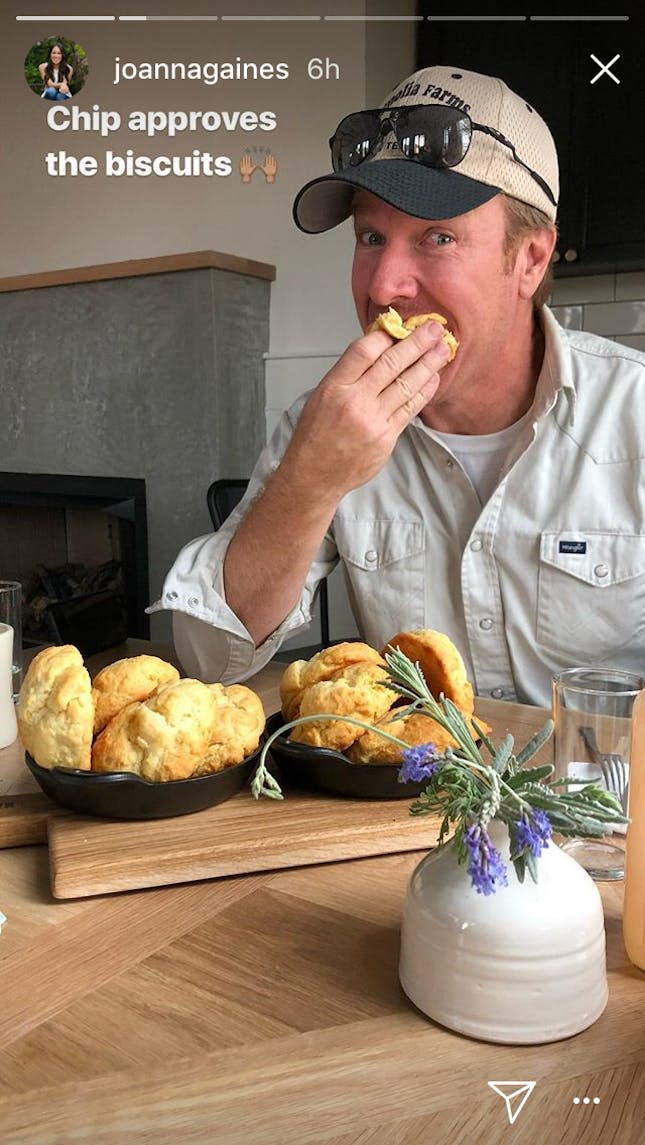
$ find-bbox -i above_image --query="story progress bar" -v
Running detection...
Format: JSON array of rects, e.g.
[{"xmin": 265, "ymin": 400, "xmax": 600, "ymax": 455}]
[{"xmin": 14, "ymin": 12, "xmax": 631, "ymax": 20}]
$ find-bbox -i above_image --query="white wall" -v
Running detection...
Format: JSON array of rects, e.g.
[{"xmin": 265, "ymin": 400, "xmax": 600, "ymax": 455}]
[{"xmin": 550, "ymin": 273, "xmax": 645, "ymax": 351}]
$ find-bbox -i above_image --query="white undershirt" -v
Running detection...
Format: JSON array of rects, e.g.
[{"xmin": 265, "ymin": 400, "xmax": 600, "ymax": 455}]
[
  {"xmin": 52, "ymin": 68, "xmax": 59, "ymax": 82},
  {"xmin": 432, "ymin": 407, "xmax": 534, "ymax": 506}
]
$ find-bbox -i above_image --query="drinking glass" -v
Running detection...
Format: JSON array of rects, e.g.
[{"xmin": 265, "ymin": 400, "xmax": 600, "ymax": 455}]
[
  {"xmin": 552, "ymin": 667, "xmax": 645, "ymax": 880},
  {"xmin": 0, "ymin": 581, "xmax": 22, "ymax": 700}
]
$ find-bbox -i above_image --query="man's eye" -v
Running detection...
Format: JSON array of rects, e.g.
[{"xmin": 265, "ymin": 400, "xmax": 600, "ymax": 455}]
[
  {"xmin": 428, "ymin": 233, "xmax": 454, "ymax": 246},
  {"xmin": 357, "ymin": 230, "xmax": 384, "ymax": 247}
]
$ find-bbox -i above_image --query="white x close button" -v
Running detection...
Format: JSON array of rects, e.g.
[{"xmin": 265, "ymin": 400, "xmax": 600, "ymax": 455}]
[{"xmin": 590, "ymin": 53, "xmax": 620, "ymax": 85}]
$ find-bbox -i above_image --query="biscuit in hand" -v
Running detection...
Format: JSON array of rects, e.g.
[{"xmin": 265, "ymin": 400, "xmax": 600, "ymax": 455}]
[
  {"xmin": 367, "ymin": 307, "xmax": 458, "ymax": 361},
  {"xmin": 18, "ymin": 644, "xmax": 94, "ymax": 771}
]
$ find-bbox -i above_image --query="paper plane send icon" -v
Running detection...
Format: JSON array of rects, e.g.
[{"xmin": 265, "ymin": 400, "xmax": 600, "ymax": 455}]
[{"xmin": 488, "ymin": 1080, "xmax": 537, "ymax": 1125}]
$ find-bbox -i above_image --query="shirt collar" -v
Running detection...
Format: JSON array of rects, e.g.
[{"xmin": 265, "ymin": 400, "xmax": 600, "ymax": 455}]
[{"xmin": 534, "ymin": 306, "xmax": 577, "ymax": 425}]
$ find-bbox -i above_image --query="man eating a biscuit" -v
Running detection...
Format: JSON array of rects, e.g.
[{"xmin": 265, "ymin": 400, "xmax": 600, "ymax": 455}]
[{"xmin": 156, "ymin": 65, "xmax": 645, "ymax": 708}]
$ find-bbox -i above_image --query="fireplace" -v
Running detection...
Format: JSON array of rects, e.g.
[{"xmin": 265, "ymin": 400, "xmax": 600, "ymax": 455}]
[{"xmin": 0, "ymin": 472, "xmax": 149, "ymax": 654}]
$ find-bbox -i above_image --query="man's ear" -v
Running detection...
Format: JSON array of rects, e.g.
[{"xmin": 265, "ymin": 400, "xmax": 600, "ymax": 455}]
[{"xmin": 516, "ymin": 227, "xmax": 557, "ymax": 301}]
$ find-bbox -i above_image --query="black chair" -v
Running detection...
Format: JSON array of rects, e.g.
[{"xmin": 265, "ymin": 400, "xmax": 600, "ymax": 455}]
[
  {"xmin": 207, "ymin": 479, "xmax": 250, "ymax": 532},
  {"xmin": 206, "ymin": 478, "xmax": 330, "ymax": 647}
]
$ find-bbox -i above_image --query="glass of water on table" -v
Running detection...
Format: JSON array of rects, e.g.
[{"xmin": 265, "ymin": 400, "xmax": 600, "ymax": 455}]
[
  {"xmin": 0, "ymin": 581, "xmax": 22, "ymax": 701},
  {"xmin": 552, "ymin": 667, "xmax": 645, "ymax": 880}
]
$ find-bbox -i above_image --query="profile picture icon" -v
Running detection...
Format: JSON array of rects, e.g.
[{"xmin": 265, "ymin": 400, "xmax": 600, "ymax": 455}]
[{"xmin": 24, "ymin": 36, "xmax": 89, "ymax": 101}]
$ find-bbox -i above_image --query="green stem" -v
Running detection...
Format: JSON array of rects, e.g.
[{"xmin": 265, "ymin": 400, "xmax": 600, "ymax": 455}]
[
  {"xmin": 251, "ymin": 713, "xmax": 416, "ymax": 800},
  {"xmin": 270, "ymin": 712, "xmax": 413, "ymax": 756}
]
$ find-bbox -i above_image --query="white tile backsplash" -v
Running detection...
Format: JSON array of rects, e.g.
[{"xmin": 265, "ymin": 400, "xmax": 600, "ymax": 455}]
[
  {"xmin": 615, "ymin": 272, "xmax": 645, "ymax": 301},
  {"xmin": 582, "ymin": 302, "xmax": 645, "ymax": 337},
  {"xmin": 550, "ymin": 275, "xmax": 615, "ymax": 306},
  {"xmin": 615, "ymin": 334, "xmax": 645, "ymax": 352},
  {"xmin": 550, "ymin": 305, "xmax": 583, "ymax": 330},
  {"xmin": 549, "ymin": 271, "xmax": 645, "ymax": 346}
]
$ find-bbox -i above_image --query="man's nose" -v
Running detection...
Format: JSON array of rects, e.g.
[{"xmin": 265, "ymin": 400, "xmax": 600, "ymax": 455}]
[{"xmin": 367, "ymin": 249, "xmax": 419, "ymax": 306}]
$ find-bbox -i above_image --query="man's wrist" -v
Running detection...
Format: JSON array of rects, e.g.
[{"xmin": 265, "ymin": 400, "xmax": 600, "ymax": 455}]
[{"xmin": 270, "ymin": 451, "xmax": 342, "ymax": 523}]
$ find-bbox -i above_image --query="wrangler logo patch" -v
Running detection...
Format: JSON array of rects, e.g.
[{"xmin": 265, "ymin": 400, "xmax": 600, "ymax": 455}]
[{"xmin": 559, "ymin": 541, "xmax": 587, "ymax": 555}]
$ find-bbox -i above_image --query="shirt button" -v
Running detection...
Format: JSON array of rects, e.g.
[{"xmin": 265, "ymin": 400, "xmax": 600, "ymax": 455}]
[
  {"xmin": 594, "ymin": 564, "xmax": 609, "ymax": 578},
  {"xmin": 491, "ymin": 687, "xmax": 504, "ymax": 699},
  {"xmin": 365, "ymin": 550, "xmax": 378, "ymax": 564},
  {"xmin": 166, "ymin": 590, "xmax": 178, "ymax": 601},
  {"xmin": 479, "ymin": 618, "xmax": 493, "ymax": 631},
  {"xmin": 187, "ymin": 595, "xmax": 199, "ymax": 608},
  {"xmin": 470, "ymin": 539, "xmax": 483, "ymax": 552},
  {"xmin": 446, "ymin": 459, "xmax": 455, "ymax": 469}
]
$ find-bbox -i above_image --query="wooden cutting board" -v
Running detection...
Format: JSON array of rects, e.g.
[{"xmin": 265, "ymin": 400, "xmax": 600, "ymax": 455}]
[
  {"xmin": 0, "ymin": 791, "xmax": 64, "ymax": 847},
  {"xmin": 47, "ymin": 788, "xmax": 440, "ymax": 899}
]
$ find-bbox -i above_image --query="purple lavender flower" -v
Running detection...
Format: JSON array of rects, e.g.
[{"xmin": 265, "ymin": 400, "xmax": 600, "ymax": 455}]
[
  {"xmin": 463, "ymin": 821, "xmax": 509, "ymax": 896},
  {"xmin": 514, "ymin": 810, "xmax": 552, "ymax": 858},
  {"xmin": 398, "ymin": 743, "xmax": 440, "ymax": 784}
]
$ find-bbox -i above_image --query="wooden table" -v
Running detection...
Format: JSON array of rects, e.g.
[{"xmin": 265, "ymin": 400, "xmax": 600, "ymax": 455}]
[{"xmin": 0, "ymin": 642, "xmax": 643, "ymax": 1145}]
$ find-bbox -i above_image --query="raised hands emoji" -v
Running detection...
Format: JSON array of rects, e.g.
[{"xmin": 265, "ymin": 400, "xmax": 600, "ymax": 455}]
[
  {"xmin": 239, "ymin": 153, "xmax": 256, "ymax": 184},
  {"xmin": 261, "ymin": 153, "xmax": 278, "ymax": 184}
]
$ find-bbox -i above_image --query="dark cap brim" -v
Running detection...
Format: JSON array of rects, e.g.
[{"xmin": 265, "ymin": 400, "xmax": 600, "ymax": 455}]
[{"xmin": 293, "ymin": 160, "xmax": 500, "ymax": 234}]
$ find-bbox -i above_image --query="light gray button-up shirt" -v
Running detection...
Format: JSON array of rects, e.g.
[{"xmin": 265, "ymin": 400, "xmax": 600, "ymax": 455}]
[{"xmin": 151, "ymin": 308, "xmax": 645, "ymax": 706}]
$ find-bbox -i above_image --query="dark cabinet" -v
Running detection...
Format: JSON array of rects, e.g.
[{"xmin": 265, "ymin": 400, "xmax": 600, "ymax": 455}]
[{"xmin": 416, "ymin": 13, "xmax": 644, "ymax": 274}]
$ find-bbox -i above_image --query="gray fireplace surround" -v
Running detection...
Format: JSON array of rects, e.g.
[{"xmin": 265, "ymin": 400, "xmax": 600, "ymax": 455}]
[{"xmin": 0, "ymin": 251, "xmax": 273, "ymax": 642}]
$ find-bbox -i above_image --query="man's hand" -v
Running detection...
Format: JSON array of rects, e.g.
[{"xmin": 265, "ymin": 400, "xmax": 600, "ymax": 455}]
[
  {"xmin": 282, "ymin": 319, "xmax": 451, "ymax": 501},
  {"xmin": 222, "ymin": 319, "xmax": 451, "ymax": 646}
]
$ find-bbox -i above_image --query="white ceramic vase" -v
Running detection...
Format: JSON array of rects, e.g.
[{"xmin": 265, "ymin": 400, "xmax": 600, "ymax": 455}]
[
  {"xmin": 0, "ymin": 623, "xmax": 18, "ymax": 749},
  {"xmin": 399, "ymin": 820, "xmax": 608, "ymax": 1044}
]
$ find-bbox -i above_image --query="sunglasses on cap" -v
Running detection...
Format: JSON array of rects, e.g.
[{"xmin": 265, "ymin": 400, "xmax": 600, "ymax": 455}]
[{"xmin": 329, "ymin": 104, "xmax": 557, "ymax": 209}]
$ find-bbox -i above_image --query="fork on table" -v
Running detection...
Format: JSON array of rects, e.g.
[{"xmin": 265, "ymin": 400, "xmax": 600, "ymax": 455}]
[{"xmin": 579, "ymin": 725, "xmax": 630, "ymax": 817}]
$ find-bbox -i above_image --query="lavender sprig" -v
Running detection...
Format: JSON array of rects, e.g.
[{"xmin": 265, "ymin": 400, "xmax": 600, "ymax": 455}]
[
  {"xmin": 383, "ymin": 647, "xmax": 627, "ymax": 889},
  {"xmin": 252, "ymin": 646, "xmax": 628, "ymax": 894}
]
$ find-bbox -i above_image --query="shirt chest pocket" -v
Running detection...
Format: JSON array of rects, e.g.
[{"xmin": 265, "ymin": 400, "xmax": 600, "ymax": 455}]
[
  {"xmin": 335, "ymin": 518, "xmax": 426, "ymax": 637},
  {"xmin": 537, "ymin": 531, "xmax": 645, "ymax": 661}
]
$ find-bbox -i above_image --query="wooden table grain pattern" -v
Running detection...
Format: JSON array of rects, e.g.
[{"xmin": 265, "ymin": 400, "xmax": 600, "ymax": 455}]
[{"xmin": 0, "ymin": 642, "xmax": 643, "ymax": 1145}]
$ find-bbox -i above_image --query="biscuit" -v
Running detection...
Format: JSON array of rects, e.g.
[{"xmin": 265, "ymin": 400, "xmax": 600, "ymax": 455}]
[
  {"xmin": 302, "ymin": 642, "xmax": 385, "ymax": 687},
  {"xmin": 346, "ymin": 710, "xmax": 460, "ymax": 764},
  {"xmin": 366, "ymin": 307, "xmax": 459, "ymax": 361},
  {"xmin": 280, "ymin": 642, "xmax": 385, "ymax": 721},
  {"xmin": 91, "ymin": 654, "xmax": 180, "ymax": 735},
  {"xmin": 280, "ymin": 658, "xmax": 308, "ymax": 722},
  {"xmin": 290, "ymin": 661, "xmax": 393, "ymax": 752},
  {"xmin": 384, "ymin": 628, "xmax": 474, "ymax": 716},
  {"xmin": 91, "ymin": 678, "xmax": 217, "ymax": 782},
  {"xmin": 18, "ymin": 644, "xmax": 94, "ymax": 771},
  {"xmin": 192, "ymin": 683, "xmax": 265, "ymax": 775}
]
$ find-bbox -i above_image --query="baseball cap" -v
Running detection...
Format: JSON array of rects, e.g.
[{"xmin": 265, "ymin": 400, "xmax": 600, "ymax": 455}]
[{"xmin": 293, "ymin": 65, "xmax": 559, "ymax": 233}]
